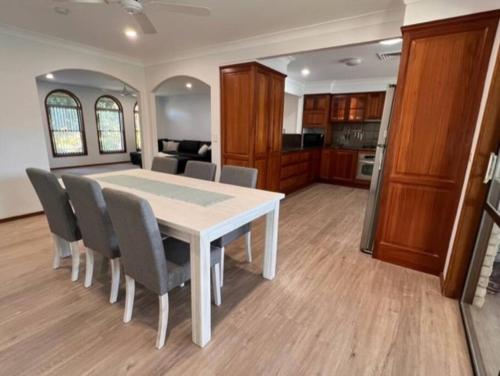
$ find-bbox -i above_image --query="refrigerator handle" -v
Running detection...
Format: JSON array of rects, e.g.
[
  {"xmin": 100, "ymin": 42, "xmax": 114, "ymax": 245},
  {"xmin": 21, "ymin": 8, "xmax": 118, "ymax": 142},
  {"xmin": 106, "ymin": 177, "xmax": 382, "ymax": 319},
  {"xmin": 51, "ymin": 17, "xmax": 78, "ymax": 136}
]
[{"xmin": 483, "ymin": 152, "xmax": 497, "ymax": 184}]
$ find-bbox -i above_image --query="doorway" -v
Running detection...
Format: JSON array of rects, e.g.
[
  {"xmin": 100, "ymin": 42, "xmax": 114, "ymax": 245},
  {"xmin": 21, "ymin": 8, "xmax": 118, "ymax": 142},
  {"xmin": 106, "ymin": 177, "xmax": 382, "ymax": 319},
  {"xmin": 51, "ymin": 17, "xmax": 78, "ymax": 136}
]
[{"xmin": 461, "ymin": 149, "xmax": 500, "ymax": 376}]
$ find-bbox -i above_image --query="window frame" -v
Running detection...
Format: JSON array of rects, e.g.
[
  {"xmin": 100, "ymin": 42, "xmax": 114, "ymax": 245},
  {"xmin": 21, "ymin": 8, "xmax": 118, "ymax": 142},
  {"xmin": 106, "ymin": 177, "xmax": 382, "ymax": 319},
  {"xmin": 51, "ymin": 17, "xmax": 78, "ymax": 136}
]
[
  {"xmin": 45, "ymin": 89, "xmax": 87, "ymax": 157},
  {"xmin": 133, "ymin": 102, "xmax": 141, "ymax": 151},
  {"xmin": 94, "ymin": 95, "xmax": 127, "ymax": 154}
]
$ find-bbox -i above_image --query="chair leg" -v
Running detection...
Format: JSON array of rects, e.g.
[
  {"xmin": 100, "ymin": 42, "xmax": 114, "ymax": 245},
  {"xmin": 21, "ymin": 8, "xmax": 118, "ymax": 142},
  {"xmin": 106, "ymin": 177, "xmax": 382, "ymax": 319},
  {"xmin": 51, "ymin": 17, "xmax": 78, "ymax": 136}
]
[
  {"xmin": 212, "ymin": 264, "xmax": 222, "ymax": 306},
  {"xmin": 156, "ymin": 294, "xmax": 169, "ymax": 349},
  {"xmin": 52, "ymin": 234, "xmax": 71, "ymax": 269},
  {"xmin": 84, "ymin": 248, "xmax": 94, "ymax": 288},
  {"xmin": 245, "ymin": 231, "xmax": 252, "ymax": 263},
  {"xmin": 220, "ymin": 247, "xmax": 225, "ymax": 287},
  {"xmin": 109, "ymin": 258, "xmax": 120, "ymax": 304},
  {"xmin": 70, "ymin": 242, "xmax": 80, "ymax": 282},
  {"xmin": 123, "ymin": 275, "xmax": 135, "ymax": 323}
]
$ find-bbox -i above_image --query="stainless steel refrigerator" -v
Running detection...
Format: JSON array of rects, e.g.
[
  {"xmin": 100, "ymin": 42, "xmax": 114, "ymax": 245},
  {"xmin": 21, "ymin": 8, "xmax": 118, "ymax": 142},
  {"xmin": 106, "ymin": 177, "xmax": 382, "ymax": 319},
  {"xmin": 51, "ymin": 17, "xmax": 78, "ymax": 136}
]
[{"xmin": 360, "ymin": 85, "xmax": 396, "ymax": 254}]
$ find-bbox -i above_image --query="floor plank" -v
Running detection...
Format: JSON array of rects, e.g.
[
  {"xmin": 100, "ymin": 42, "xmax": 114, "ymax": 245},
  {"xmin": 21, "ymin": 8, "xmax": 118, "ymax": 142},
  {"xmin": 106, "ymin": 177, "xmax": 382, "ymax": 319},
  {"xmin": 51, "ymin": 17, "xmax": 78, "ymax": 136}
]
[{"xmin": 0, "ymin": 184, "xmax": 472, "ymax": 375}]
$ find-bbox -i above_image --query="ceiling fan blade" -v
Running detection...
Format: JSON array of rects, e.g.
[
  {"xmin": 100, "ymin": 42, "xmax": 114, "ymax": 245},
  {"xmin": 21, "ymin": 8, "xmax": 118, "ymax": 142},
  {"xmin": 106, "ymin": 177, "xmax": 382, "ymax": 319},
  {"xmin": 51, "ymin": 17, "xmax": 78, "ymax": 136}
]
[
  {"xmin": 53, "ymin": 0, "xmax": 107, "ymax": 4},
  {"xmin": 148, "ymin": 1, "xmax": 211, "ymax": 16},
  {"xmin": 133, "ymin": 13, "xmax": 157, "ymax": 34}
]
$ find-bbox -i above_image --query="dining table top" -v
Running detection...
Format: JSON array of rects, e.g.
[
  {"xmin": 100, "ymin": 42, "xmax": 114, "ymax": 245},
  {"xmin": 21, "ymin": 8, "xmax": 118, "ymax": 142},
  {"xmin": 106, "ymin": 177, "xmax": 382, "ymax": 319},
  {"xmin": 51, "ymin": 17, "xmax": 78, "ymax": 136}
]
[{"xmin": 87, "ymin": 168, "xmax": 284, "ymax": 238}]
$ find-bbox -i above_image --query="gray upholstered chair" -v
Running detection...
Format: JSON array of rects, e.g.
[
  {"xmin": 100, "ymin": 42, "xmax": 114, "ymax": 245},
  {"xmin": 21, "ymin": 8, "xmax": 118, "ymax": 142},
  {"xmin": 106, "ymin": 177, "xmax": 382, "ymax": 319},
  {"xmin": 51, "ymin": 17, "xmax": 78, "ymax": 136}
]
[
  {"xmin": 62, "ymin": 174, "xmax": 121, "ymax": 303},
  {"xmin": 102, "ymin": 188, "xmax": 222, "ymax": 349},
  {"xmin": 151, "ymin": 157, "xmax": 178, "ymax": 175},
  {"xmin": 26, "ymin": 168, "xmax": 81, "ymax": 281},
  {"xmin": 214, "ymin": 165, "xmax": 258, "ymax": 285},
  {"xmin": 184, "ymin": 161, "xmax": 217, "ymax": 181}
]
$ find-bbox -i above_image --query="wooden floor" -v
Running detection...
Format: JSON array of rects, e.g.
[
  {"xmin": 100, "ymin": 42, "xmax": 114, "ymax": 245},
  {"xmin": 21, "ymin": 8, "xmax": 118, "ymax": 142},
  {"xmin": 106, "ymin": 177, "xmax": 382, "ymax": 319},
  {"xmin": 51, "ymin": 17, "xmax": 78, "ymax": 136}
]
[{"xmin": 0, "ymin": 184, "xmax": 472, "ymax": 375}]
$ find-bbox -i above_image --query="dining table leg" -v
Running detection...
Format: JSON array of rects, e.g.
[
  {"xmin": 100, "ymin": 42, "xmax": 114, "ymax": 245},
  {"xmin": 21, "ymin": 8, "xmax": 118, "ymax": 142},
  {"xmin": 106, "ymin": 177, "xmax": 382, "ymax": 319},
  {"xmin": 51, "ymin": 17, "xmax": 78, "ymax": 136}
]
[
  {"xmin": 189, "ymin": 233, "xmax": 212, "ymax": 347},
  {"xmin": 263, "ymin": 202, "xmax": 280, "ymax": 280}
]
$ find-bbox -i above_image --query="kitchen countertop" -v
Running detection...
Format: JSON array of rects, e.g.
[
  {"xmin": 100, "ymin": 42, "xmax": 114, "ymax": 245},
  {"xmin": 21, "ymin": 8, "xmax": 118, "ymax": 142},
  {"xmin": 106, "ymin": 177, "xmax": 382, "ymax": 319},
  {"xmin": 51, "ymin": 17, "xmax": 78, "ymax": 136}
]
[{"xmin": 281, "ymin": 146, "xmax": 375, "ymax": 153}]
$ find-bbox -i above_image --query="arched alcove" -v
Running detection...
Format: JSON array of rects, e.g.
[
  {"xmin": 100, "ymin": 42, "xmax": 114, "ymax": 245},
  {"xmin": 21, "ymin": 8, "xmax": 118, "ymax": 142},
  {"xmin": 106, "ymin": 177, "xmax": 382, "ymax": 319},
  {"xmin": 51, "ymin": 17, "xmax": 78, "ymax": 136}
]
[
  {"xmin": 35, "ymin": 69, "xmax": 142, "ymax": 170},
  {"xmin": 153, "ymin": 76, "xmax": 212, "ymax": 163}
]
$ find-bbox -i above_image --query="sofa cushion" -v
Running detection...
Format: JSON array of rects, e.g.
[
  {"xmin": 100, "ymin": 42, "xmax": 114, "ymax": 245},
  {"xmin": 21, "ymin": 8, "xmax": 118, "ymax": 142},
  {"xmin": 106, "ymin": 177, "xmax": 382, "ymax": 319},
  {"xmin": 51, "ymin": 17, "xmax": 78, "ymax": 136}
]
[{"xmin": 178, "ymin": 140, "xmax": 201, "ymax": 154}]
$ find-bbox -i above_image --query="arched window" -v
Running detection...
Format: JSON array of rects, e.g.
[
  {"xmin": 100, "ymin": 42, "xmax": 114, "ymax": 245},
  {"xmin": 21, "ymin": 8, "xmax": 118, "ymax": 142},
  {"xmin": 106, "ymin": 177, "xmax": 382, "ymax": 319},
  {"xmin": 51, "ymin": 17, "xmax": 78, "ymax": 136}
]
[
  {"xmin": 45, "ymin": 90, "xmax": 87, "ymax": 157},
  {"xmin": 134, "ymin": 102, "xmax": 142, "ymax": 151},
  {"xmin": 95, "ymin": 95, "xmax": 126, "ymax": 153}
]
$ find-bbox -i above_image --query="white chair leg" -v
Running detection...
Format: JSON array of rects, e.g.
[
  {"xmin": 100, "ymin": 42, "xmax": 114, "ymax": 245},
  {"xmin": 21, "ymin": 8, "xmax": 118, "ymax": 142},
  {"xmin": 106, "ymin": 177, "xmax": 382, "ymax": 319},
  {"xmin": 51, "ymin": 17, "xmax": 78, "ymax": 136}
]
[
  {"xmin": 70, "ymin": 242, "xmax": 80, "ymax": 282},
  {"xmin": 109, "ymin": 258, "xmax": 120, "ymax": 304},
  {"xmin": 52, "ymin": 238, "xmax": 61, "ymax": 269},
  {"xmin": 123, "ymin": 275, "xmax": 135, "ymax": 323},
  {"xmin": 156, "ymin": 293, "xmax": 169, "ymax": 349},
  {"xmin": 212, "ymin": 264, "xmax": 222, "ymax": 306},
  {"xmin": 84, "ymin": 248, "xmax": 94, "ymax": 288},
  {"xmin": 220, "ymin": 247, "xmax": 225, "ymax": 287},
  {"xmin": 245, "ymin": 231, "xmax": 252, "ymax": 263}
]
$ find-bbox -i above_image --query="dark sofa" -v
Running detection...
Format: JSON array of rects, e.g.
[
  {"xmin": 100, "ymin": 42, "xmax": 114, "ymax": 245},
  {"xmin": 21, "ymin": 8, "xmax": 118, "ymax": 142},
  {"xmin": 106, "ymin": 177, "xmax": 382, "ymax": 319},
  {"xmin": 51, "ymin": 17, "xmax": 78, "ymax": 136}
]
[{"xmin": 157, "ymin": 139, "xmax": 212, "ymax": 173}]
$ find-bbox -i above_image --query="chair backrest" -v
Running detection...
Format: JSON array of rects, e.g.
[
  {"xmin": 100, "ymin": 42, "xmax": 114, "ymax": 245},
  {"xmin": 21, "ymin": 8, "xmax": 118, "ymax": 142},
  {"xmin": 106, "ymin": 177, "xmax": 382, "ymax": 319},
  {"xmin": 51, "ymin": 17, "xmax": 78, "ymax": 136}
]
[
  {"xmin": 184, "ymin": 161, "xmax": 216, "ymax": 181},
  {"xmin": 102, "ymin": 188, "xmax": 169, "ymax": 295},
  {"xmin": 62, "ymin": 174, "xmax": 118, "ymax": 259},
  {"xmin": 151, "ymin": 157, "xmax": 178, "ymax": 175},
  {"xmin": 219, "ymin": 166, "xmax": 258, "ymax": 188},
  {"xmin": 26, "ymin": 168, "xmax": 80, "ymax": 242}
]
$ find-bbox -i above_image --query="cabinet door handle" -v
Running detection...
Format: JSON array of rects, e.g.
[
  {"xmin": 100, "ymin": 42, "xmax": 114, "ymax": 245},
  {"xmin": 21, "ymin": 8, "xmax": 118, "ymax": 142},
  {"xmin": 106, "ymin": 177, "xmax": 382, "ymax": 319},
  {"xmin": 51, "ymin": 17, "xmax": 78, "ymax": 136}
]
[{"xmin": 483, "ymin": 152, "xmax": 497, "ymax": 184}]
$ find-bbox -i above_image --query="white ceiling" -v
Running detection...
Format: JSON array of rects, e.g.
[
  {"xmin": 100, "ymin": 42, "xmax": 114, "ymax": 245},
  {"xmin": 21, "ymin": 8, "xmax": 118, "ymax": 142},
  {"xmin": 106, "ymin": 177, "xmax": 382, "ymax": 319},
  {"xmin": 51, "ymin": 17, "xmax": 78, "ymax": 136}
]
[
  {"xmin": 36, "ymin": 69, "xmax": 136, "ymax": 92},
  {"xmin": 155, "ymin": 76, "xmax": 210, "ymax": 96},
  {"xmin": 0, "ymin": 0, "xmax": 403, "ymax": 64},
  {"xmin": 260, "ymin": 41, "xmax": 401, "ymax": 83}
]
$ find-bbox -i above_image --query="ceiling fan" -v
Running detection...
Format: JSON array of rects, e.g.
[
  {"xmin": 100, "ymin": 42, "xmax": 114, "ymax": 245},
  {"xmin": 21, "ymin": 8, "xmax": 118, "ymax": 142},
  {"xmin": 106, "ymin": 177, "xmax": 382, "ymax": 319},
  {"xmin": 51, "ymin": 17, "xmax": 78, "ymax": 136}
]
[{"xmin": 52, "ymin": 0, "xmax": 211, "ymax": 34}]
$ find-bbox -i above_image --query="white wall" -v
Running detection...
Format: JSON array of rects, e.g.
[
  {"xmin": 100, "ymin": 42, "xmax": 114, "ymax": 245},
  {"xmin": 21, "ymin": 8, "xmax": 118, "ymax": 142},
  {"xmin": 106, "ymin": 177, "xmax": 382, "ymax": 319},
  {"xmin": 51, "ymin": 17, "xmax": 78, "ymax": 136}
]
[
  {"xmin": 283, "ymin": 93, "xmax": 300, "ymax": 134},
  {"xmin": 36, "ymin": 81, "xmax": 138, "ymax": 168},
  {"xmin": 0, "ymin": 28, "xmax": 150, "ymax": 220},
  {"xmin": 155, "ymin": 94, "xmax": 211, "ymax": 141}
]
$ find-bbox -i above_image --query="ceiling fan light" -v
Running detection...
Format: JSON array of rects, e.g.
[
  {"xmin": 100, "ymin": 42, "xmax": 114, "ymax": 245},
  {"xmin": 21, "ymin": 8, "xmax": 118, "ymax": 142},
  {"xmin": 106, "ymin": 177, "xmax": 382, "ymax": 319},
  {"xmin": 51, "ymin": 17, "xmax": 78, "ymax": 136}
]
[{"xmin": 124, "ymin": 28, "xmax": 138, "ymax": 39}]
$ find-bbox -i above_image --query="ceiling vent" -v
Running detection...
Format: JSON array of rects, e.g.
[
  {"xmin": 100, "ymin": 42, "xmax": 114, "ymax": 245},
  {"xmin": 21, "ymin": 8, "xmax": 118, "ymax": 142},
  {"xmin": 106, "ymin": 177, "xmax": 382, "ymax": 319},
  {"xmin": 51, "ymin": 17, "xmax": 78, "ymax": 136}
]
[{"xmin": 376, "ymin": 51, "xmax": 401, "ymax": 61}]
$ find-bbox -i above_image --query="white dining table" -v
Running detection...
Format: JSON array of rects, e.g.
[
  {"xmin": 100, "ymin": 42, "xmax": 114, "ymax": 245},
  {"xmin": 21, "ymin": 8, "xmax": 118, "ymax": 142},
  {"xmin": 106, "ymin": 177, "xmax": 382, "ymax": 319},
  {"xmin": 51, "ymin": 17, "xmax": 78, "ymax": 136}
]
[{"xmin": 87, "ymin": 168, "xmax": 284, "ymax": 347}]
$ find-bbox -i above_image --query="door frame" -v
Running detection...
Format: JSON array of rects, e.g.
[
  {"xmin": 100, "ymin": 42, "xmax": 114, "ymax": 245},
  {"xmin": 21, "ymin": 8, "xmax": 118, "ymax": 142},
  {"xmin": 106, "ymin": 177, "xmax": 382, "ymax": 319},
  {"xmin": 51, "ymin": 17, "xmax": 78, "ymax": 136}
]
[{"xmin": 443, "ymin": 49, "xmax": 500, "ymax": 299}]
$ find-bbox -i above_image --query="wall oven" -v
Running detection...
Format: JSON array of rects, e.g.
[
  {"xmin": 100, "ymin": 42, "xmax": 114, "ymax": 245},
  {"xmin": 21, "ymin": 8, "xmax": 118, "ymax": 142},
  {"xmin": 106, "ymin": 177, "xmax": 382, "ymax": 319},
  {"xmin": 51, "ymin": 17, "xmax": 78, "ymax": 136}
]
[{"xmin": 356, "ymin": 152, "xmax": 376, "ymax": 181}]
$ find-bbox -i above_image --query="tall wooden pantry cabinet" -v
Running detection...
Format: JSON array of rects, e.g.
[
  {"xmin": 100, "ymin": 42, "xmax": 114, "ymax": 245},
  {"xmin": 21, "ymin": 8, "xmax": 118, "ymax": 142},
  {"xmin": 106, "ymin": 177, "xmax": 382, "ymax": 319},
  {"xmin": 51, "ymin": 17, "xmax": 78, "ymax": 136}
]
[{"xmin": 220, "ymin": 62, "xmax": 286, "ymax": 191}]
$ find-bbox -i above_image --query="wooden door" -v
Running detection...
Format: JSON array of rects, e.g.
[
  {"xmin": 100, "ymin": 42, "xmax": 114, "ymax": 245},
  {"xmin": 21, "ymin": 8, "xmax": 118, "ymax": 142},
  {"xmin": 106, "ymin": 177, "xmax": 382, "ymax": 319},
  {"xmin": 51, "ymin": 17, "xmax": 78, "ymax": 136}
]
[
  {"xmin": 330, "ymin": 95, "xmax": 348, "ymax": 122},
  {"xmin": 220, "ymin": 64, "xmax": 254, "ymax": 167},
  {"xmin": 254, "ymin": 69, "xmax": 271, "ymax": 189},
  {"xmin": 303, "ymin": 94, "xmax": 330, "ymax": 128},
  {"xmin": 374, "ymin": 11, "xmax": 499, "ymax": 275},
  {"xmin": 330, "ymin": 149, "xmax": 357, "ymax": 183},
  {"xmin": 266, "ymin": 73, "xmax": 285, "ymax": 191},
  {"xmin": 320, "ymin": 149, "xmax": 332, "ymax": 180},
  {"xmin": 365, "ymin": 92, "xmax": 386, "ymax": 121}
]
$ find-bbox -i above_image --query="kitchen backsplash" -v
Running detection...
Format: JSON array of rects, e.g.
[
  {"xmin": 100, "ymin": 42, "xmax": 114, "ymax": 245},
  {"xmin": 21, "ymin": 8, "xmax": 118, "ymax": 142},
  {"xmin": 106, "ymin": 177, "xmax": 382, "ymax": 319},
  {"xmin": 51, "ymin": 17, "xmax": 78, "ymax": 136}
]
[{"xmin": 332, "ymin": 122, "xmax": 380, "ymax": 149}]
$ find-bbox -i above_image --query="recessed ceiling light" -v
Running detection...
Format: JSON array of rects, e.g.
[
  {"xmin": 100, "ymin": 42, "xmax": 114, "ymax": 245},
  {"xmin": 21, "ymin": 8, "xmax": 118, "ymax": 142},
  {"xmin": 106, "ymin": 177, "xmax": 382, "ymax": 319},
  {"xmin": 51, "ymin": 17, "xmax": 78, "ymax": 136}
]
[
  {"xmin": 379, "ymin": 38, "xmax": 402, "ymax": 45},
  {"xmin": 186, "ymin": 82, "xmax": 193, "ymax": 89},
  {"xmin": 124, "ymin": 28, "xmax": 138, "ymax": 40},
  {"xmin": 301, "ymin": 68, "xmax": 310, "ymax": 76},
  {"xmin": 46, "ymin": 73, "xmax": 55, "ymax": 80}
]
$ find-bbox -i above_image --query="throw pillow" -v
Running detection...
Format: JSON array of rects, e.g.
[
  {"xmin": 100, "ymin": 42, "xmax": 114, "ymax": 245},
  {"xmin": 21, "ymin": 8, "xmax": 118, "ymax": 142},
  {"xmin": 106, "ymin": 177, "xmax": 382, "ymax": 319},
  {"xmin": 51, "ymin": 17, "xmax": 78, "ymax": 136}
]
[
  {"xmin": 165, "ymin": 141, "xmax": 179, "ymax": 152},
  {"xmin": 198, "ymin": 144, "xmax": 209, "ymax": 156}
]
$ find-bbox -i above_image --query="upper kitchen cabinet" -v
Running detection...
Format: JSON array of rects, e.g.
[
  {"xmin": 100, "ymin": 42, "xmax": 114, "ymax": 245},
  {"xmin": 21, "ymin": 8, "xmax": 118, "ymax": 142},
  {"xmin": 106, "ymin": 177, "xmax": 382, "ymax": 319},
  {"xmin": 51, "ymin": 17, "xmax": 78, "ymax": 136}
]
[
  {"xmin": 302, "ymin": 94, "xmax": 331, "ymax": 128},
  {"xmin": 330, "ymin": 95, "xmax": 348, "ymax": 122},
  {"xmin": 365, "ymin": 92, "xmax": 386, "ymax": 121},
  {"xmin": 346, "ymin": 94, "xmax": 367, "ymax": 122},
  {"xmin": 220, "ymin": 62, "xmax": 286, "ymax": 191}
]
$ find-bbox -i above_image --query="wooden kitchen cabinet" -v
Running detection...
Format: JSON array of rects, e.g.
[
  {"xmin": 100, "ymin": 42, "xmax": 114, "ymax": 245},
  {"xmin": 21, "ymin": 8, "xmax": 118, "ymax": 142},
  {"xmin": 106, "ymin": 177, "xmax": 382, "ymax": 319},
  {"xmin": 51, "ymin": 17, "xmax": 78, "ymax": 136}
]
[
  {"xmin": 365, "ymin": 92, "xmax": 386, "ymax": 121},
  {"xmin": 346, "ymin": 94, "xmax": 367, "ymax": 122},
  {"xmin": 320, "ymin": 148, "xmax": 358, "ymax": 184},
  {"xmin": 220, "ymin": 62, "xmax": 286, "ymax": 191},
  {"xmin": 330, "ymin": 95, "xmax": 348, "ymax": 122},
  {"xmin": 302, "ymin": 94, "xmax": 331, "ymax": 128}
]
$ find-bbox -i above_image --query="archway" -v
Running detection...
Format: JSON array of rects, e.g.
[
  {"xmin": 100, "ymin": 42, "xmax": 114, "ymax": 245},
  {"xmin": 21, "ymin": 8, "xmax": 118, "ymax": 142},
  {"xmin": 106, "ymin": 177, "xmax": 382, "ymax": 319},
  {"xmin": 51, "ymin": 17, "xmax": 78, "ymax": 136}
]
[
  {"xmin": 153, "ymin": 76, "xmax": 212, "ymax": 170},
  {"xmin": 35, "ymin": 69, "xmax": 142, "ymax": 173}
]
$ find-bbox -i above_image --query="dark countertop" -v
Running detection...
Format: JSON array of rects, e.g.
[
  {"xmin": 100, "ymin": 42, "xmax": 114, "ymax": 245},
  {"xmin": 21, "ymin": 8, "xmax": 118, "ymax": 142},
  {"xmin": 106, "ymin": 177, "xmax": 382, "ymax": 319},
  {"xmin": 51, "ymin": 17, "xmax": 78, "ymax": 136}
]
[
  {"xmin": 282, "ymin": 146, "xmax": 375, "ymax": 153},
  {"xmin": 281, "ymin": 146, "xmax": 323, "ymax": 153}
]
